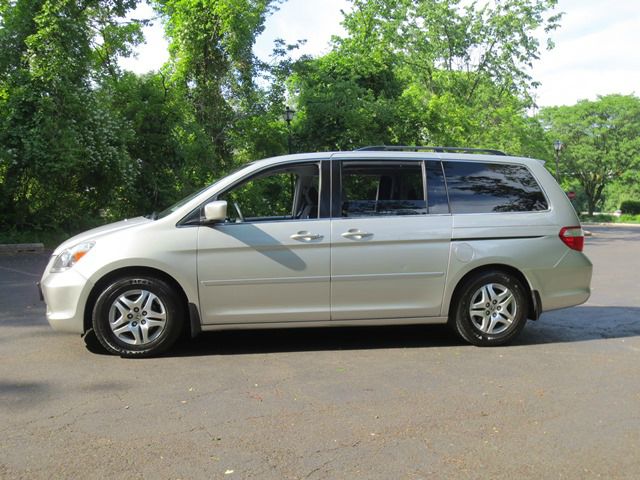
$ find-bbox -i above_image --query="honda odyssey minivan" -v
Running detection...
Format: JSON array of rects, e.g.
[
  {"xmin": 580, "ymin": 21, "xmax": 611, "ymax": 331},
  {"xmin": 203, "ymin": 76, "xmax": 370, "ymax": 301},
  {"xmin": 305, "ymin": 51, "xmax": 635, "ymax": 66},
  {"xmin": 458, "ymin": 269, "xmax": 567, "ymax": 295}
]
[{"xmin": 40, "ymin": 146, "xmax": 592, "ymax": 356}]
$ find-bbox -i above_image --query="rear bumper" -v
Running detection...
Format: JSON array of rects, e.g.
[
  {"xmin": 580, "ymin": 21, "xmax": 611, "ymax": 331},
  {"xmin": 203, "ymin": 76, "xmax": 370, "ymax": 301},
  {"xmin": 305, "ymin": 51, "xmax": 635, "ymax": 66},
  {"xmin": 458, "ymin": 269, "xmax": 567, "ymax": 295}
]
[
  {"xmin": 41, "ymin": 268, "xmax": 93, "ymax": 334},
  {"xmin": 528, "ymin": 250, "xmax": 593, "ymax": 312}
]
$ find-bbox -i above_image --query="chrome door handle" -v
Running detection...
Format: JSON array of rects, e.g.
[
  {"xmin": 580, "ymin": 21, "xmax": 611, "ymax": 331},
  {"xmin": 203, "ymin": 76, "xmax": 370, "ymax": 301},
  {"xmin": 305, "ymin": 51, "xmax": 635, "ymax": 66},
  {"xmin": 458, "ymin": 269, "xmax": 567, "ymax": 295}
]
[
  {"xmin": 341, "ymin": 229, "xmax": 373, "ymax": 239},
  {"xmin": 290, "ymin": 231, "xmax": 322, "ymax": 241}
]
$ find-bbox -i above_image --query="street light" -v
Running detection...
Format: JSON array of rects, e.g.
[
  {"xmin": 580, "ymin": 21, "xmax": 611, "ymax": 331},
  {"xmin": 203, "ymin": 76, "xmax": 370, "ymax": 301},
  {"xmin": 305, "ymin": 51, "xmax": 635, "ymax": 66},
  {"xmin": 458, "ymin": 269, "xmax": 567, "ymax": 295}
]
[
  {"xmin": 553, "ymin": 140, "xmax": 564, "ymax": 183},
  {"xmin": 283, "ymin": 106, "xmax": 295, "ymax": 154}
]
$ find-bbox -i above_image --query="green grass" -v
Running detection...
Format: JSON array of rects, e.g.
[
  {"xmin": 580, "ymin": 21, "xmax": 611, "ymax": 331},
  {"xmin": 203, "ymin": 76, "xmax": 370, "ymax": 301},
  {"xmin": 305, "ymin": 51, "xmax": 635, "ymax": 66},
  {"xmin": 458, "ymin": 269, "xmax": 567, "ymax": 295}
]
[
  {"xmin": 0, "ymin": 228, "xmax": 73, "ymax": 249},
  {"xmin": 618, "ymin": 214, "xmax": 640, "ymax": 223},
  {"xmin": 579, "ymin": 213, "xmax": 640, "ymax": 224}
]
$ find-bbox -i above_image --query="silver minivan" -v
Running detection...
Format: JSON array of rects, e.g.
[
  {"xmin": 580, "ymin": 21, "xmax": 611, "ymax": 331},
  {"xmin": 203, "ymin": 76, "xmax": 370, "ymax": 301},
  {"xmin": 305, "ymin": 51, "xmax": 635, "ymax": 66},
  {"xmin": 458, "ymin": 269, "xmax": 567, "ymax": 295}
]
[{"xmin": 40, "ymin": 147, "xmax": 592, "ymax": 357}]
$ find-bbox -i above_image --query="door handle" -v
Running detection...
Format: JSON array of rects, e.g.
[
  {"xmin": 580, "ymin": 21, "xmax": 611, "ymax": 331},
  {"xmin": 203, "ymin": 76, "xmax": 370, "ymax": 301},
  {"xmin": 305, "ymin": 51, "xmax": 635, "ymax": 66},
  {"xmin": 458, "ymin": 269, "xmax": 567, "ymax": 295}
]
[
  {"xmin": 341, "ymin": 229, "xmax": 373, "ymax": 240},
  {"xmin": 290, "ymin": 231, "xmax": 322, "ymax": 241}
]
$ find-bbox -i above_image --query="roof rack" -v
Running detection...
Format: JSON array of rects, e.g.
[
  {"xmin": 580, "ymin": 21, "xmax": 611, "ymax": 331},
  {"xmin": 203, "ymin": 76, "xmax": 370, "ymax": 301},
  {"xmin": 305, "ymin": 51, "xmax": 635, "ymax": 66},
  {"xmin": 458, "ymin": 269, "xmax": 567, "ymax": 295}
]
[{"xmin": 355, "ymin": 145, "xmax": 506, "ymax": 156}]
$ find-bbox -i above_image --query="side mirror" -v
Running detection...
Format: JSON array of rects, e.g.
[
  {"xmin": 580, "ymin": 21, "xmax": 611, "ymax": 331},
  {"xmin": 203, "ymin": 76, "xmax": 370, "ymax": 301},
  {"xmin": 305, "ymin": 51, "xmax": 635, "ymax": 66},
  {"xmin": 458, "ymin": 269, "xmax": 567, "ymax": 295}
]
[{"xmin": 204, "ymin": 200, "xmax": 227, "ymax": 222}]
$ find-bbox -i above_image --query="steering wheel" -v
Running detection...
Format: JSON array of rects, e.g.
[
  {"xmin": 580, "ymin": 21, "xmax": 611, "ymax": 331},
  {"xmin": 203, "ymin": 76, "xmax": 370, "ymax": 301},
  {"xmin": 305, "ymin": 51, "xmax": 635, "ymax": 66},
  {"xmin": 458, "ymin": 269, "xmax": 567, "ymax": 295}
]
[{"xmin": 233, "ymin": 201, "xmax": 244, "ymax": 222}]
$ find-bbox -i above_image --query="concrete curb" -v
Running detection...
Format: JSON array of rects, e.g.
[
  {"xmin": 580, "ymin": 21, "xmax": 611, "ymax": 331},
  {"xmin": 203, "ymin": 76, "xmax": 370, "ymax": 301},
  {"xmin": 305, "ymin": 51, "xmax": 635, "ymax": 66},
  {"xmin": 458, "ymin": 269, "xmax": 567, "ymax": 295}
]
[{"xmin": 0, "ymin": 243, "xmax": 45, "ymax": 254}]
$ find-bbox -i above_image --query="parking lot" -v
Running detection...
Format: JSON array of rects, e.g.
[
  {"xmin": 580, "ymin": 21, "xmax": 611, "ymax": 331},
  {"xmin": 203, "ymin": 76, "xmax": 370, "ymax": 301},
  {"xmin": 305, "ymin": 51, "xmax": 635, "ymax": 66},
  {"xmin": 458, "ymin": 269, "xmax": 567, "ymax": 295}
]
[{"xmin": 1, "ymin": 225, "xmax": 639, "ymax": 479}]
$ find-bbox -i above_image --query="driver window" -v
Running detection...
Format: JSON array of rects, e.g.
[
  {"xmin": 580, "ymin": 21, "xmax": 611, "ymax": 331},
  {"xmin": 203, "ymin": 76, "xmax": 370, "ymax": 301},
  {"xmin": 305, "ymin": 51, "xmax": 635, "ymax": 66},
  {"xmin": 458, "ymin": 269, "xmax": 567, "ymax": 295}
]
[{"xmin": 218, "ymin": 163, "xmax": 320, "ymax": 223}]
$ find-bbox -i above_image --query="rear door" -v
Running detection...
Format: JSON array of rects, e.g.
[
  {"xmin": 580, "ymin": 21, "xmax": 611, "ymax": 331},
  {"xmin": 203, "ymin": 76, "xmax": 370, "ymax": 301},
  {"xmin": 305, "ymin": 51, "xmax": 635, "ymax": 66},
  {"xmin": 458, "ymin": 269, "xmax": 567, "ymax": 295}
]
[{"xmin": 330, "ymin": 158, "xmax": 452, "ymax": 320}]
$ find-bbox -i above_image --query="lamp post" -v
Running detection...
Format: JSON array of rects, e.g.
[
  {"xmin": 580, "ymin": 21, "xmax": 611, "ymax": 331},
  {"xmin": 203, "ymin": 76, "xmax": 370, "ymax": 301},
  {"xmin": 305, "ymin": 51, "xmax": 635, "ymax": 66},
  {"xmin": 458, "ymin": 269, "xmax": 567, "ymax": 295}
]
[
  {"xmin": 553, "ymin": 140, "xmax": 564, "ymax": 183},
  {"xmin": 283, "ymin": 106, "xmax": 295, "ymax": 154}
]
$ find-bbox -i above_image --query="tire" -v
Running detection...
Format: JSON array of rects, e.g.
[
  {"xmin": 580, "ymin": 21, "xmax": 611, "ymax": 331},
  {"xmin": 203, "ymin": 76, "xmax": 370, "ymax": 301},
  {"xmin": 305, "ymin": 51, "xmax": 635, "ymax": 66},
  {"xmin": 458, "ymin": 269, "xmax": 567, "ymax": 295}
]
[
  {"xmin": 92, "ymin": 276, "xmax": 184, "ymax": 357},
  {"xmin": 450, "ymin": 270, "xmax": 528, "ymax": 347}
]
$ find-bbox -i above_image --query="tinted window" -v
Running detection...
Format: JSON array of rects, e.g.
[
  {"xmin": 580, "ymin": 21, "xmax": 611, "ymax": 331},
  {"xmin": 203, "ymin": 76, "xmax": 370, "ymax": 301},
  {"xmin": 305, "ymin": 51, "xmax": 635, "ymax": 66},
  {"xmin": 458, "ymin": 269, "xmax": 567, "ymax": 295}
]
[
  {"xmin": 426, "ymin": 161, "xmax": 449, "ymax": 214},
  {"xmin": 341, "ymin": 162, "xmax": 427, "ymax": 217},
  {"xmin": 444, "ymin": 161, "xmax": 548, "ymax": 213}
]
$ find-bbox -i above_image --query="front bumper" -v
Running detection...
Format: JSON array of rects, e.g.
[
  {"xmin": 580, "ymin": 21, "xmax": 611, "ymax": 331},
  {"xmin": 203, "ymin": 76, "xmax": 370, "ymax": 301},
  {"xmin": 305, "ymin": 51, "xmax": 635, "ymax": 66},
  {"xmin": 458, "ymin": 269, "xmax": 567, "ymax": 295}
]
[{"xmin": 41, "ymin": 266, "xmax": 93, "ymax": 334}]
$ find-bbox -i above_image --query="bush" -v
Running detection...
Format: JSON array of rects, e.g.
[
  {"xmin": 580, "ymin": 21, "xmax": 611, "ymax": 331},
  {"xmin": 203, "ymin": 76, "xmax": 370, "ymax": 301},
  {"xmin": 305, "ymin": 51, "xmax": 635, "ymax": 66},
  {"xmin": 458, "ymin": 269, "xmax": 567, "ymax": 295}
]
[{"xmin": 619, "ymin": 200, "xmax": 640, "ymax": 215}]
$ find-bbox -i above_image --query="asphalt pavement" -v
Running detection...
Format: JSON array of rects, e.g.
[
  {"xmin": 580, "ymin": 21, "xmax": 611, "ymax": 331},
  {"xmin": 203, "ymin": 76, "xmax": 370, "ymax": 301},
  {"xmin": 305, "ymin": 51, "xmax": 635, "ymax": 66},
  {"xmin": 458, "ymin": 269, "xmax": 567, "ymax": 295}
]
[{"xmin": 1, "ymin": 225, "xmax": 639, "ymax": 479}]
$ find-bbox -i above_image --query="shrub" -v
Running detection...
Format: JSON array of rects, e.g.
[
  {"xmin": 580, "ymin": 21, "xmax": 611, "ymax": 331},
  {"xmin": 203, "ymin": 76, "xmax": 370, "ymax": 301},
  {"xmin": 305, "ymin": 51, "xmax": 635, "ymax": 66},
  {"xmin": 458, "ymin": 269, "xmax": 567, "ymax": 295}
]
[{"xmin": 619, "ymin": 200, "xmax": 640, "ymax": 215}]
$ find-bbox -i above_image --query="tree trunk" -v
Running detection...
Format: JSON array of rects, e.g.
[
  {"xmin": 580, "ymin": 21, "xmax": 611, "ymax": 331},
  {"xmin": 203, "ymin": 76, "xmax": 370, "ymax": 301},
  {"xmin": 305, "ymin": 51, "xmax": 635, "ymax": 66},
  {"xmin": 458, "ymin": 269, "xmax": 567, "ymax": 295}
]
[{"xmin": 586, "ymin": 196, "xmax": 596, "ymax": 216}]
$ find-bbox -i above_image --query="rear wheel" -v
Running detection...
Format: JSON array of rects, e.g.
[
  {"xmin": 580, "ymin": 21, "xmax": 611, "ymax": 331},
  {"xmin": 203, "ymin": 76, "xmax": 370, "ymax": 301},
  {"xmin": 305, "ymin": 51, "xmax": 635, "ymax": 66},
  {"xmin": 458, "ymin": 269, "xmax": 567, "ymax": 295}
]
[
  {"xmin": 92, "ymin": 276, "xmax": 184, "ymax": 357},
  {"xmin": 450, "ymin": 270, "xmax": 528, "ymax": 346}
]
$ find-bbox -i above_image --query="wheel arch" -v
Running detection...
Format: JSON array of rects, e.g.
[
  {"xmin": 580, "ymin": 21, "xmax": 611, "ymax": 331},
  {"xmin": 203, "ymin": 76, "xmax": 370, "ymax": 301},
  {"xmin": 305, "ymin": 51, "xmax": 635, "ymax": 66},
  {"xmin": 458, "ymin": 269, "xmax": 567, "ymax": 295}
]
[
  {"xmin": 83, "ymin": 266, "xmax": 197, "ymax": 336},
  {"xmin": 445, "ymin": 263, "xmax": 540, "ymax": 322}
]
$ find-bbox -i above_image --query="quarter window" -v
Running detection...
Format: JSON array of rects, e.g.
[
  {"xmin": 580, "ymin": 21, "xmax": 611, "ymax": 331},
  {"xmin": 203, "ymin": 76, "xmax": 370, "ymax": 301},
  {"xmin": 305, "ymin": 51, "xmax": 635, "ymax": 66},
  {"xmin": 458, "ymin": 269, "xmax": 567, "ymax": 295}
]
[
  {"xmin": 443, "ymin": 161, "xmax": 548, "ymax": 213},
  {"xmin": 340, "ymin": 162, "xmax": 427, "ymax": 217}
]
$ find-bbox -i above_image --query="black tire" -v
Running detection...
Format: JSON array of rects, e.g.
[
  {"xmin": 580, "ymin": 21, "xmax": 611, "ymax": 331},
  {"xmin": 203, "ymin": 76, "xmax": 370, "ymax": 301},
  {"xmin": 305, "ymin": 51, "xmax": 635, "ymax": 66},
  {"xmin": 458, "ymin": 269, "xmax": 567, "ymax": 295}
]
[
  {"xmin": 450, "ymin": 270, "xmax": 528, "ymax": 347},
  {"xmin": 92, "ymin": 276, "xmax": 184, "ymax": 357}
]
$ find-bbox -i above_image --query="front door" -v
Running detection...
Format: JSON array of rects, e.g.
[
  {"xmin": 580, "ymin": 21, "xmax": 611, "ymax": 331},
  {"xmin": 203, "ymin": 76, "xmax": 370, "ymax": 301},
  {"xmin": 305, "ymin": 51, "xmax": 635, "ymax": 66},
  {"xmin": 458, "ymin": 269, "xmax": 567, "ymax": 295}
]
[{"xmin": 197, "ymin": 161, "xmax": 330, "ymax": 324}]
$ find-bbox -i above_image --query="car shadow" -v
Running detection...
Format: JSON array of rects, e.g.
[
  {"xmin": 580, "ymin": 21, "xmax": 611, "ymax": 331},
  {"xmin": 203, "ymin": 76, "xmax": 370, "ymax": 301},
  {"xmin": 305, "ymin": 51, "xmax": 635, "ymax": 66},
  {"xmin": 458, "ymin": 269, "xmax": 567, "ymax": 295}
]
[
  {"xmin": 159, "ymin": 305, "xmax": 640, "ymax": 357},
  {"xmin": 513, "ymin": 305, "xmax": 640, "ymax": 346},
  {"xmin": 167, "ymin": 324, "xmax": 460, "ymax": 357}
]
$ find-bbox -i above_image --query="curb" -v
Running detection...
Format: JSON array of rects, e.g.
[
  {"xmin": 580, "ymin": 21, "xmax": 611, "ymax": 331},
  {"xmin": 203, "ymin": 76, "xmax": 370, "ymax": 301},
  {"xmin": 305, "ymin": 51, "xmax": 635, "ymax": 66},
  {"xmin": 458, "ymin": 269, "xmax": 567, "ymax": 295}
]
[{"xmin": 0, "ymin": 243, "xmax": 45, "ymax": 254}]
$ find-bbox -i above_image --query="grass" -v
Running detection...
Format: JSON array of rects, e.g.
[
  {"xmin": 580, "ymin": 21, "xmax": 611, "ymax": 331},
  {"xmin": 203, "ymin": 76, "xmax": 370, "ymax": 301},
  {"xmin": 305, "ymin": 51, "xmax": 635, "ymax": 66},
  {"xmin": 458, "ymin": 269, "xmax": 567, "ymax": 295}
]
[
  {"xmin": 0, "ymin": 228, "xmax": 74, "ymax": 249},
  {"xmin": 579, "ymin": 213, "xmax": 640, "ymax": 224}
]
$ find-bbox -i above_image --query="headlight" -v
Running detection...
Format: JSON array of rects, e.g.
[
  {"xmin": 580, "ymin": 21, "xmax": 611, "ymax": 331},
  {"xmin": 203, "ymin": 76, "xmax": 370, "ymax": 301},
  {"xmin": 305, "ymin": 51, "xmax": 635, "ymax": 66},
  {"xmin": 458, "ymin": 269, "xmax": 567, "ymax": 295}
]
[{"xmin": 51, "ymin": 241, "xmax": 95, "ymax": 272}]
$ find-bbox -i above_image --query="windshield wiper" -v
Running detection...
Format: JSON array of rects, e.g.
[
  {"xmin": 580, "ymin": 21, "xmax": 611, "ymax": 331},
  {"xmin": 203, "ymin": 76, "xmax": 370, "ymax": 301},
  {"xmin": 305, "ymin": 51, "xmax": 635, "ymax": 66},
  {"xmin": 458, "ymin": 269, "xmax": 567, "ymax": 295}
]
[{"xmin": 144, "ymin": 211, "xmax": 158, "ymax": 220}]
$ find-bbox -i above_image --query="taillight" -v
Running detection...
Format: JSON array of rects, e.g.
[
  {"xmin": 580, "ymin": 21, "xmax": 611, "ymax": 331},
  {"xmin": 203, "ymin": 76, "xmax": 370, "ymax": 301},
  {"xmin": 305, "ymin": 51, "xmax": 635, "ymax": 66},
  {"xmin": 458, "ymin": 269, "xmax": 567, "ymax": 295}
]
[{"xmin": 559, "ymin": 226, "xmax": 584, "ymax": 252}]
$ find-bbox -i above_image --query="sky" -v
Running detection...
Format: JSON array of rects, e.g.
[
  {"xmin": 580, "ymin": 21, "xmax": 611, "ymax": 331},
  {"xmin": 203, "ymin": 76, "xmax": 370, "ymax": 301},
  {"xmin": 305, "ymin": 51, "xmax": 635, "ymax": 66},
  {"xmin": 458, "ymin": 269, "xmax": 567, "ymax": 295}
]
[{"xmin": 119, "ymin": 0, "xmax": 640, "ymax": 108}]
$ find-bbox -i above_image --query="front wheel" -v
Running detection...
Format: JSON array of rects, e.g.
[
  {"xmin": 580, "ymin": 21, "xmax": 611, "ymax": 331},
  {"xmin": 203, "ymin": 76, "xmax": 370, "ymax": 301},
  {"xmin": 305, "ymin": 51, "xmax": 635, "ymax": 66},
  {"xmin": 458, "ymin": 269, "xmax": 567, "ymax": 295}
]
[
  {"xmin": 92, "ymin": 276, "xmax": 184, "ymax": 357},
  {"xmin": 450, "ymin": 270, "xmax": 528, "ymax": 346}
]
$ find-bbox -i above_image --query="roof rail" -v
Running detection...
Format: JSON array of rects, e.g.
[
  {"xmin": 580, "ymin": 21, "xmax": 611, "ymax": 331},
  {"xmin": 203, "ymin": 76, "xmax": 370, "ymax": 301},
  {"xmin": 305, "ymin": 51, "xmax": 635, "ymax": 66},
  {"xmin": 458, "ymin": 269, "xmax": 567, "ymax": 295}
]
[{"xmin": 355, "ymin": 145, "xmax": 507, "ymax": 156}]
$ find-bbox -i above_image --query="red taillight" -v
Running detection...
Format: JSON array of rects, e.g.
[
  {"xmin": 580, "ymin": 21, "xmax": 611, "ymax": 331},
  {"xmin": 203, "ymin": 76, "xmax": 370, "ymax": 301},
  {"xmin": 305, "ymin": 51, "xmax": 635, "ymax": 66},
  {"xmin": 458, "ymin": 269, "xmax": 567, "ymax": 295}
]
[{"xmin": 559, "ymin": 226, "xmax": 584, "ymax": 252}]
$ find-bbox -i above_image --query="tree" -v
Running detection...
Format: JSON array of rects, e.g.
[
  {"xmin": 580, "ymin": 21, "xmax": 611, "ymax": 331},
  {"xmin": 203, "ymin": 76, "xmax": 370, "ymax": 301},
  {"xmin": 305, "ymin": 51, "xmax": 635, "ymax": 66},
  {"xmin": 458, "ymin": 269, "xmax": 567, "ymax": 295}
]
[
  {"xmin": 289, "ymin": 0, "xmax": 559, "ymax": 155},
  {"xmin": 154, "ymin": 0, "xmax": 281, "ymax": 172},
  {"xmin": 290, "ymin": 50, "xmax": 404, "ymax": 151},
  {"xmin": 0, "ymin": 0, "xmax": 144, "ymax": 233},
  {"xmin": 100, "ymin": 71, "xmax": 216, "ymax": 218},
  {"xmin": 540, "ymin": 94, "xmax": 640, "ymax": 215}
]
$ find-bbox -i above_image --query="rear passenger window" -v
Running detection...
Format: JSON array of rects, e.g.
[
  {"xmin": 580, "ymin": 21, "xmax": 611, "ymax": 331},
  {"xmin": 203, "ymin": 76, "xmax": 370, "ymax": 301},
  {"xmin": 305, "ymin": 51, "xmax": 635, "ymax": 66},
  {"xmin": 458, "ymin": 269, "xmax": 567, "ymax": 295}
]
[
  {"xmin": 444, "ymin": 161, "xmax": 548, "ymax": 213},
  {"xmin": 341, "ymin": 162, "xmax": 427, "ymax": 217}
]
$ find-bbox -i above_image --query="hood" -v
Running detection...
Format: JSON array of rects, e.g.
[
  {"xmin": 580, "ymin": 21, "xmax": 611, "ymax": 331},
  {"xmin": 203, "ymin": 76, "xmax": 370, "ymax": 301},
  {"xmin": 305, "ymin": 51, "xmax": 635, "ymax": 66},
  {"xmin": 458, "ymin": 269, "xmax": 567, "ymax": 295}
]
[{"xmin": 52, "ymin": 216, "xmax": 152, "ymax": 255}]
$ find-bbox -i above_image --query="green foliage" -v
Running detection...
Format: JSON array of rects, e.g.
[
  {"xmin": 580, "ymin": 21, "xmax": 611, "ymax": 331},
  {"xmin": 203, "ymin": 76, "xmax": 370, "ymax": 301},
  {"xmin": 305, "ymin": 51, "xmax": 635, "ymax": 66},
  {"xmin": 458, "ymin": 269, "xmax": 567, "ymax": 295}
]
[
  {"xmin": 100, "ymin": 71, "xmax": 215, "ymax": 218},
  {"xmin": 578, "ymin": 213, "xmax": 614, "ymax": 223},
  {"xmin": 290, "ymin": 51, "xmax": 403, "ymax": 151},
  {"xmin": 154, "ymin": 0, "xmax": 281, "ymax": 170},
  {"xmin": 2, "ymin": 0, "xmax": 638, "ymax": 240},
  {"xmin": 619, "ymin": 200, "xmax": 640, "ymax": 215},
  {"xmin": 290, "ymin": 0, "xmax": 557, "ymax": 156},
  {"xmin": 578, "ymin": 213, "xmax": 640, "ymax": 224},
  {"xmin": 540, "ymin": 94, "xmax": 640, "ymax": 215},
  {"xmin": 0, "ymin": 0, "xmax": 141, "ymax": 232},
  {"xmin": 618, "ymin": 214, "xmax": 640, "ymax": 223}
]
